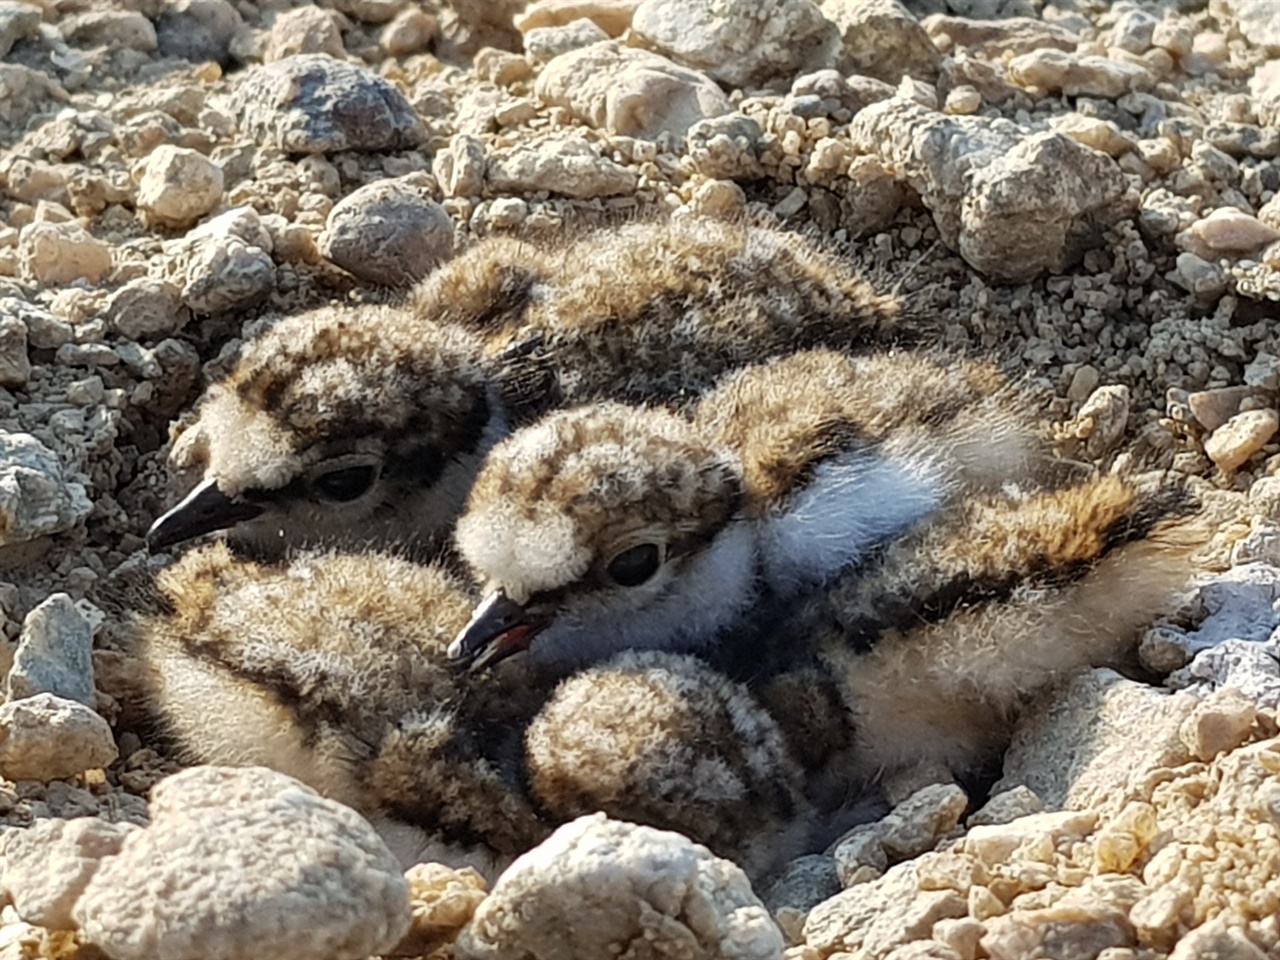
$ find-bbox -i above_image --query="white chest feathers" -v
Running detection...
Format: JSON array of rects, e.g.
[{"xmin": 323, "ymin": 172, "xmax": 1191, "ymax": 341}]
[{"xmin": 756, "ymin": 447, "xmax": 946, "ymax": 597}]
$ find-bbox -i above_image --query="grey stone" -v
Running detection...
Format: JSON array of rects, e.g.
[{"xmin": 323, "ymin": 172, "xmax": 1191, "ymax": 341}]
[
  {"xmin": 455, "ymin": 813, "xmax": 785, "ymax": 960},
  {"xmin": 0, "ymin": 1, "xmax": 40, "ymax": 59},
  {"xmin": 1, "ymin": 817, "xmax": 137, "ymax": 930},
  {"xmin": 234, "ymin": 55, "xmax": 425, "ymax": 155},
  {"xmin": 630, "ymin": 0, "xmax": 839, "ymax": 89},
  {"xmin": 523, "ymin": 19, "xmax": 609, "ymax": 61},
  {"xmin": 535, "ymin": 41, "xmax": 732, "ymax": 141},
  {"xmin": 171, "ymin": 235, "xmax": 275, "ymax": 315},
  {"xmin": 0, "ymin": 432, "xmax": 92, "ymax": 547},
  {"xmin": 994, "ymin": 668, "xmax": 1197, "ymax": 815},
  {"xmin": 686, "ymin": 113, "xmax": 765, "ymax": 180},
  {"xmin": 0, "ymin": 299, "xmax": 72, "ymax": 349},
  {"xmin": 0, "ymin": 693, "xmax": 118, "ymax": 782},
  {"xmin": 760, "ymin": 854, "xmax": 840, "ymax": 943},
  {"xmin": 319, "ymin": 179, "xmax": 455, "ymax": 287},
  {"xmin": 61, "ymin": 11, "xmax": 157, "ymax": 52},
  {"xmin": 8, "ymin": 593, "xmax": 94, "ymax": 707},
  {"xmin": 487, "ymin": 138, "xmax": 637, "ymax": 198},
  {"xmin": 850, "ymin": 97, "xmax": 1130, "ymax": 281},
  {"xmin": 155, "ymin": 0, "xmax": 245, "ymax": 65},
  {"xmin": 75, "ymin": 767, "xmax": 411, "ymax": 960},
  {"xmin": 106, "ymin": 278, "xmax": 189, "ymax": 340},
  {"xmin": 0, "ymin": 312, "xmax": 29, "ymax": 387},
  {"xmin": 825, "ymin": 0, "xmax": 941, "ymax": 83}
]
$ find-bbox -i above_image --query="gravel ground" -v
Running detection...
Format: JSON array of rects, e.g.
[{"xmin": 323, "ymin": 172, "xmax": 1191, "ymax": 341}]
[{"xmin": 3, "ymin": 0, "xmax": 1280, "ymax": 957}]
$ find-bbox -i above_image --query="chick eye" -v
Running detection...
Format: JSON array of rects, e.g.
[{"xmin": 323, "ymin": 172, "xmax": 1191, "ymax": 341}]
[
  {"xmin": 605, "ymin": 543, "xmax": 662, "ymax": 587},
  {"xmin": 310, "ymin": 465, "xmax": 377, "ymax": 502}
]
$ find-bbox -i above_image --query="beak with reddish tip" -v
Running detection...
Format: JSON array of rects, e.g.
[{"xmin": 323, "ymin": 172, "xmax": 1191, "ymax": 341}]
[
  {"xmin": 146, "ymin": 477, "xmax": 265, "ymax": 552},
  {"xmin": 448, "ymin": 588, "xmax": 549, "ymax": 672}
]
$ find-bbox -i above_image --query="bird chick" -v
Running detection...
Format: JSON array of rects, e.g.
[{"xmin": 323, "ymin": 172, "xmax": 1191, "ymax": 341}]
[
  {"xmin": 134, "ymin": 543, "xmax": 824, "ymax": 880},
  {"xmin": 147, "ymin": 306, "xmax": 504, "ymax": 561},
  {"xmin": 433, "ymin": 216, "xmax": 912, "ymax": 418},
  {"xmin": 524, "ymin": 650, "xmax": 814, "ymax": 881},
  {"xmin": 450, "ymin": 349, "xmax": 1036, "ymax": 676},
  {"xmin": 132, "ymin": 541, "xmax": 548, "ymax": 873},
  {"xmin": 148, "ymin": 217, "xmax": 911, "ymax": 559},
  {"xmin": 803, "ymin": 471, "xmax": 1205, "ymax": 801}
]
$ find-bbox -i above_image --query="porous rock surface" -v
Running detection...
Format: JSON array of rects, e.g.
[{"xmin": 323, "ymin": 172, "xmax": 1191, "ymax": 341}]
[{"xmin": 4, "ymin": 0, "xmax": 1280, "ymax": 958}]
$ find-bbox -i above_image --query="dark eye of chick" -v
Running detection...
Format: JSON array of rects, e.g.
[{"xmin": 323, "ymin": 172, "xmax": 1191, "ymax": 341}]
[
  {"xmin": 310, "ymin": 465, "xmax": 377, "ymax": 502},
  {"xmin": 605, "ymin": 543, "xmax": 662, "ymax": 587}
]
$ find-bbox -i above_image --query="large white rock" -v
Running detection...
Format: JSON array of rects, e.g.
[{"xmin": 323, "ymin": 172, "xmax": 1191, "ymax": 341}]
[
  {"xmin": 456, "ymin": 813, "xmax": 785, "ymax": 960},
  {"xmin": 0, "ymin": 693, "xmax": 118, "ymax": 781},
  {"xmin": 8, "ymin": 592, "xmax": 95, "ymax": 706},
  {"xmin": 75, "ymin": 766, "xmax": 411, "ymax": 960}
]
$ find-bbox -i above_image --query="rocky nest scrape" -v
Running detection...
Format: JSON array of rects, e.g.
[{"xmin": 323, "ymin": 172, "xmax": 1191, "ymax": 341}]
[{"xmin": 4, "ymin": 0, "xmax": 1280, "ymax": 957}]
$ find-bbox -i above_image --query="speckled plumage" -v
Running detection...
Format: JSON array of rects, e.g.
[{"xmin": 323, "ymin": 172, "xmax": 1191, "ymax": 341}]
[
  {"xmin": 453, "ymin": 349, "xmax": 1035, "ymax": 675},
  {"xmin": 134, "ymin": 543, "xmax": 826, "ymax": 880},
  {"xmin": 156, "ymin": 306, "xmax": 504, "ymax": 560},
  {"xmin": 783, "ymin": 472, "xmax": 1207, "ymax": 802},
  {"xmin": 133, "ymin": 542, "xmax": 549, "ymax": 873},
  {"xmin": 525, "ymin": 650, "xmax": 814, "ymax": 880},
  {"xmin": 149, "ymin": 216, "xmax": 910, "ymax": 559}
]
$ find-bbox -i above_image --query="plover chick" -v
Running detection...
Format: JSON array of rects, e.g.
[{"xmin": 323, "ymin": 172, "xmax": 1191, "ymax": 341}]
[
  {"xmin": 148, "ymin": 216, "xmax": 913, "ymax": 559},
  {"xmin": 424, "ymin": 216, "xmax": 913, "ymax": 418},
  {"xmin": 134, "ymin": 543, "xmax": 822, "ymax": 879},
  {"xmin": 146, "ymin": 306, "xmax": 504, "ymax": 561},
  {"xmin": 132, "ymin": 541, "xmax": 548, "ymax": 873},
  {"xmin": 524, "ymin": 650, "xmax": 814, "ymax": 880},
  {"xmin": 449, "ymin": 349, "xmax": 1037, "ymax": 677},
  {"xmin": 802, "ymin": 471, "xmax": 1205, "ymax": 800}
]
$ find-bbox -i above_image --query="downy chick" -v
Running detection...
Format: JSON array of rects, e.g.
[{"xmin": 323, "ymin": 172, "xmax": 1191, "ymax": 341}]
[
  {"xmin": 148, "ymin": 217, "xmax": 913, "ymax": 560},
  {"xmin": 135, "ymin": 543, "xmax": 816, "ymax": 880},
  {"xmin": 147, "ymin": 308, "xmax": 504, "ymax": 560},
  {"xmin": 133, "ymin": 541, "xmax": 546, "ymax": 874},
  {"xmin": 449, "ymin": 349, "xmax": 1038, "ymax": 676}
]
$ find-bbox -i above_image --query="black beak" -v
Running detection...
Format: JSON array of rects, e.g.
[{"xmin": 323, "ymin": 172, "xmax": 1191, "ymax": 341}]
[
  {"xmin": 146, "ymin": 477, "xmax": 265, "ymax": 552},
  {"xmin": 447, "ymin": 588, "xmax": 548, "ymax": 672}
]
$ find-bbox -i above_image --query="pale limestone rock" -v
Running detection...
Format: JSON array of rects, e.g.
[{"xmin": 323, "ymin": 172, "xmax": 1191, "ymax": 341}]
[
  {"xmin": 0, "ymin": 817, "xmax": 137, "ymax": 930},
  {"xmin": 807, "ymin": 865, "xmax": 967, "ymax": 957},
  {"xmin": 1063, "ymin": 384, "xmax": 1129, "ymax": 458},
  {"xmin": 1172, "ymin": 251, "xmax": 1227, "ymax": 300},
  {"xmin": 522, "ymin": 18, "xmax": 608, "ymax": 59},
  {"xmin": 961, "ymin": 810, "xmax": 1097, "ymax": 867},
  {"xmin": 876, "ymin": 784, "xmax": 969, "ymax": 861},
  {"xmin": 981, "ymin": 905, "xmax": 1135, "ymax": 960},
  {"xmin": 1178, "ymin": 687, "xmax": 1258, "ymax": 761},
  {"xmin": 850, "ymin": 98, "xmax": 1129, "ymax": 282},
  {"xmin": 921, "ymin": 15, "xmax": 1075, "ymax": 59},
  {"xmin": 18, "ymin": 221, "xmax": 112, "ymax": 285},
  {"xmin": 824, "ymin": 0, "xmax": 940, "ymax": 83},
  {"xmin": 966, "ymin": 786, "xmax": 1044, "ymax": 828},
  {"xmin": 381, "ymin": 8, "xmax": 439, "ymax": 56},
  {"xmin": 832, "ymin": 824, "xmax": 888, "ymax": 887},
  {"xmin": 319, "ymin": 179, "xmax": 455, "ymax": 286},
  {"xmin": 61, "ymin": 10, "xmax": 156, "ymax": 51},
  {"xmin": 516, "ymin": 0, "xmax": 640, "ymax": 36},
  {"xmin": 8, "ymin": 593, "xmax": 94, "ymax": 706},
  {"xmin": 689, "ymin": 178, "xmax": 746, "ymax": 218},
  {"xmin": 135, "ymin": 145, "xmax": 224, "ymax": 229},
  {"xmin": 105, "ymin": 277, "xmax": 189, "ymax": 340},
  {"xmin": 535, "ymin": 41, "xmax": 731, "ymax": 141},
  {"xmin": 75, "ymin": 767, "xmax": 411, "ymax": 960},
  {"xmin": 1204, "ymin": 409, "xmax": 1279, "ymax": 473},
  {"xmin": 396, "ymin": 863, "xmax": 488, "ymax": 958},
  {"xmin": 630, "ymin": 0, "xmax": 838, "ymax": 89},
  {"xmin": 1051, "ymin": 114, "xmax": 1134, "ymax": 158},
  {"xmin": 0, "ymin": 431, "xmax": 92, "ymax": 546},
  {"xmin": 994, "ymin": 669, "xmax": 1197, "ymax": 816},
  {"xmin": 0, "ymin": 1, "xmax": 41, "ymax": 58},
  {"xmin": 0, "ymin": 693, "xmax": 117, "ymax": 781},
  {"xmin": 1179, "ymin": 207, "xmax": 1280, "ymax": 258},
  {"xmin": 1007, "ymin": 49, "xmax": 1153, "ymax": 99},
  {"xmin": 264, "ymin": 6, "xmax": 345, "ymax": 61},
  {"xmin": 455, "ymin": 814, "xmax": 785, "ymax": 960},
  {"xmin": 487, "ymin": 138, "xmax": 637, "ymax": 198}
]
